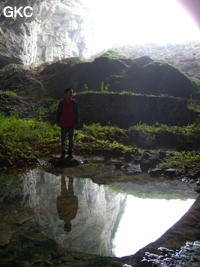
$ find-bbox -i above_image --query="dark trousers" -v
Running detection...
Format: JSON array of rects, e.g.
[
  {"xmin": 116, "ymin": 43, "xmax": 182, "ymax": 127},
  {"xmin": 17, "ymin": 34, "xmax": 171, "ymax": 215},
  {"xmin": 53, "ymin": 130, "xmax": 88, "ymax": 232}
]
[{"xmin": 60, "ymin": 126, "xmax": 74, "ymax": 155}]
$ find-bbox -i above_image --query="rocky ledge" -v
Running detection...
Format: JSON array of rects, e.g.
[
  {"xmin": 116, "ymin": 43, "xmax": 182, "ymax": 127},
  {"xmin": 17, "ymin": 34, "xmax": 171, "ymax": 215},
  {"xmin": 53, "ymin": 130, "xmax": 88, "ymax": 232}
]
[{"xmin": 143, "ymin": 241, "xmax": 200, "ymax": 266}]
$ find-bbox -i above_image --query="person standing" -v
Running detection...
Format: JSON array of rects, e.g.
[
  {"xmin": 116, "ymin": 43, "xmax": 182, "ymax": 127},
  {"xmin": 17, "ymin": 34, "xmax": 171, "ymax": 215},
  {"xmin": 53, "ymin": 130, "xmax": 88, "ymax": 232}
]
[{"xmin": 56, "ymin": 88, "xmax": 79, "ymax": 159}]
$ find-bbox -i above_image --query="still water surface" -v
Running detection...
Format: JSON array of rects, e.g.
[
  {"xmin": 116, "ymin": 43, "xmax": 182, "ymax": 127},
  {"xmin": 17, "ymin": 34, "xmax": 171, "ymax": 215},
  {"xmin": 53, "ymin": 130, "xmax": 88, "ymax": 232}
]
[{"xmin": 22, "ymin": 168, "xmax": 196, "ymax": 257}]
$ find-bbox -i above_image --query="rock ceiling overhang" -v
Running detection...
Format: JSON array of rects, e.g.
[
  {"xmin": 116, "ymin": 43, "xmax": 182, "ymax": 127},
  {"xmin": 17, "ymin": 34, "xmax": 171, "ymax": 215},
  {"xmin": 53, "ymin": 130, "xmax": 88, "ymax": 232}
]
[{"xmin": 178, "ymin": 0, "xmax": 200, "ymax": 28}]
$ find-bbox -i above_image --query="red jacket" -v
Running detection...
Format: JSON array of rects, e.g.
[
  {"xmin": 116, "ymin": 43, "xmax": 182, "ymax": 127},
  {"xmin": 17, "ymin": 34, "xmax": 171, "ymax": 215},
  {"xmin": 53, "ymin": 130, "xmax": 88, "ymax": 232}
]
[{"xmin": 56, "ymin": 99, "xmax": 79, "ymax": 126}]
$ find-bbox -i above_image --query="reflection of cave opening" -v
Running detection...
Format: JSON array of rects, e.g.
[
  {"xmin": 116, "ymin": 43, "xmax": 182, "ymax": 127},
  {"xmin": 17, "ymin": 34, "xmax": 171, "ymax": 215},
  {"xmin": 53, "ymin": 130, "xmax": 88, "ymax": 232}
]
[
  {"xmin": 23, "ymin": 169, "xmax": 197, "ymax": 257},
  {"xmin": 112, "ymin": 195, "xmax": 195, "ymax": 257}
]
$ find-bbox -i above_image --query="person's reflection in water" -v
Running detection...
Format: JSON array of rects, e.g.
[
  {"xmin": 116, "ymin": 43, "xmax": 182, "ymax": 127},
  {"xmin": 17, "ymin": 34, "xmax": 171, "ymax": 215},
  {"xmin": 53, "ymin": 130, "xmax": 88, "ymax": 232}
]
[{"xmin": 56, "ymin": 174, "xmax": 78, "ymax": 232}]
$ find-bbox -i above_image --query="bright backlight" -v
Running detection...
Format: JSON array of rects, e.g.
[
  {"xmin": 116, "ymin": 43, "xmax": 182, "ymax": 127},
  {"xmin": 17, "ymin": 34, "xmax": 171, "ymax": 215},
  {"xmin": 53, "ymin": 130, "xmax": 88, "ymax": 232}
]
[
  {"xmin": 112, "ymin": 196, "xmax": 195, "ymax": 257},
  {"xmin": 86, "ymin": 0, "xmax": 200, "ymax": 51}
]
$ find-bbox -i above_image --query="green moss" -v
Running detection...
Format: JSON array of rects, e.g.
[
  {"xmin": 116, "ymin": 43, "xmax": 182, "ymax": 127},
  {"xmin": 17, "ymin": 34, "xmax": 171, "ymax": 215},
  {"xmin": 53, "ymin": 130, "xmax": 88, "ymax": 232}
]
[
  {"xmin": 187, "ymin": 100, "xmax": 200, "ymax": 113},
  {"xmin": 159, "ymin": 151, "xmax": 200, "ymax": 171},
  {"xmin": 77, "ymin": 90, "xmax": 179, "ymax": 99},
  {"xmin": 0, "ymin": 90, "xmax": 17, "ymax": 96},
  {"xmin": 128, "ymin": 123, "xmax": 200, "ymax": 149},
  {"xmin": 190, "ymin": 77, "xmax": 200, "ymax": 87},
  {"xmin": 144, "ymin": 60, "xmax": 168, "ymax": 68},
  {"xmin": 0, "ymin": 170, "xmax": 23, "ymax": 185},
  {"xmin": 78, "ymin": 90, "xmax": 113, "ymax": 95},
  {"xmin": 67, "ymin": 57, "xmax": 85, "ymax": 67},
  {"xmin": 128, "ymin": 123, "xmax": 200, "ymax": 135},
  {"xmin": 101, "ymin": 49, "xmax": 126, "ymax": 59}
]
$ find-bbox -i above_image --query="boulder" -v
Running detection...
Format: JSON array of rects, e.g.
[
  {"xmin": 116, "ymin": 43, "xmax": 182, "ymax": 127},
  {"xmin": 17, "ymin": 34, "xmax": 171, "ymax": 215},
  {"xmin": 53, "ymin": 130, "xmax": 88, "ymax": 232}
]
[
  {"xmin": 121, "ymin": 163, "xmax": 142, "ymax": 175},
  {"xmin": 140, "ymin": 159, "xmax": 156, "ymax": 172},
  {"xmin": 49, "ymin": 156, "xmax": 82, "ymax": 168},
  {"xmin": 0, "ymin": 158, "xmax": 13, "ymax": 168},
  {"xmin": 194, "ymin": 186, "xmax": 200, "ymax": 193},
  {"xmin": 114, "ymin": 162, "xmax": 123, "ymax": 170},
  {"xmin": 181, "ymin": 176, "xmax": 195, "ymax": 184},
  {"xmin": 148, "ymin": 168, "xmax": 163, "ymax": 177},
  {"xmin": 140, "ymin": 151, "xmax": 160, "ymax": 172},
  {"xmin": 163, "ymin": 168, "xmax": 178, "ymax": 177}
]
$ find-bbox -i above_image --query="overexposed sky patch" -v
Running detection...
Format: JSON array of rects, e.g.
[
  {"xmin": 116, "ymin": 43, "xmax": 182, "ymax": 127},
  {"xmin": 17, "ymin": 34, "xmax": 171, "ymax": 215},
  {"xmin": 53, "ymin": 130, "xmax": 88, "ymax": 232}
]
[{"xmin": 85, "ymin": 0, "xmax": 200, "ymax": 52}]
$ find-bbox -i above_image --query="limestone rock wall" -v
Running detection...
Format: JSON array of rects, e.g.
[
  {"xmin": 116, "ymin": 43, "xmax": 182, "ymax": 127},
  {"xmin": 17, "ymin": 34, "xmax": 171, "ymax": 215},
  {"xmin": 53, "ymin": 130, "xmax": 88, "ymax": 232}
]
[
  {"xmin": 76, "ymin": 93, "xmax": 198, "ymax": 127},
  {"xmin": 0, "ymin": 0, "xmax": 91, "ymax": 67}
]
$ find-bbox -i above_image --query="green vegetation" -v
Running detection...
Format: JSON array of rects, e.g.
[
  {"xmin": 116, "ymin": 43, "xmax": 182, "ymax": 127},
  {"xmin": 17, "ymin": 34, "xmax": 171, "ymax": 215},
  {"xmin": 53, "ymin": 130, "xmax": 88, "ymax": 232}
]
[
  {"xmin": 37, "ymin": 100, "xmax": 59, "ymax": 121},
  {"xmin": 0, "ymin": 90, "xmax": 17, "ymax": 96},
  {"xmin": 75, "ymin": 123, "xmax": 136, "ymax": 154},
  {"xmin": 0, "ymin": 171, "xmax": 23, "ymax": 185},
  {"xmin": 128, "ymin": 123, "xmax": 200, "ymax": 148},
  {"xmin": 80, "ymin": 123, "xmax": 126, "ymax": 140},
  {"xmin": 159, "ymin": 151, "xmax": 200, "ymax": 171},
  {"xmin": 66, "ymin": 57, "xmax": 84, "ymax": 67},
  {"xmin": 144, "ymin": 60, "xmax": 168, "ymax": 68},
  {"xmin": 0, "ymin": 116, "xmax": 137, "ymax": 160},
  {"xmin": 101, "ymin": 49, "xmax": 126, "ymax": 59},
  {"xmin": 100, "ymin": 81, "xmax": 110, "ymax": 92},
  {"xmin": 129, "ymin": 123, "xmax": 200, "ymax": 136},
  {"xmin": 0, "ymin": 113, "xmax": 199, "ymax": 172},
  {"xmin": 190, "ymin": 77, "xmax": 200, "ymax": 87},
  {"xmin": 187, "ymin": 99, "xmax": 200, "ymax": 113},
  {"xmin": 0, "ymin": 113, "xmax": 59, "ymax": 159},
  {"xmin": 77, "ymin": 90, "xmax": 179, "ymax": 99}
]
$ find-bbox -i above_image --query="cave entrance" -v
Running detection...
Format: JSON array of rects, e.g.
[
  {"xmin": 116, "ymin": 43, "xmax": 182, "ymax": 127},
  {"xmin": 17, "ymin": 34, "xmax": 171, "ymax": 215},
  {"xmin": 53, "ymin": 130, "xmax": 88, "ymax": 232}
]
[{"xmin": 85, "ymin": 0, "xmax": 200, "ymax": 53}]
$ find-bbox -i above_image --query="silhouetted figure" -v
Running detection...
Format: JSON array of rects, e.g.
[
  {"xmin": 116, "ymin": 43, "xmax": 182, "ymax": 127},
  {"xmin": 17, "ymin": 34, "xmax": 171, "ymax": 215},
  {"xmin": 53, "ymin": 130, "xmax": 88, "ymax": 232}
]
[
  {"xmin": 56, "ymin": 175, "xmax": 78, "ymax": 232},
  {"xmin": 56, "ymin": 88, "xmax": 79, "ymax": 159}
]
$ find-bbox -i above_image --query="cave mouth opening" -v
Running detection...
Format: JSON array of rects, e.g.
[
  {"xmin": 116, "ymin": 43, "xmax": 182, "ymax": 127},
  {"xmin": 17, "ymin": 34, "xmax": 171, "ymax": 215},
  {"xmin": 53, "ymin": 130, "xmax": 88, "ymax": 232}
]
[
  {"xmin": 1, "ymin": 0, "xmax": 200, "ymax": 66},
  {"xmin": 85, "ymin": 0, "xmax": 200, "ymax": 54}
]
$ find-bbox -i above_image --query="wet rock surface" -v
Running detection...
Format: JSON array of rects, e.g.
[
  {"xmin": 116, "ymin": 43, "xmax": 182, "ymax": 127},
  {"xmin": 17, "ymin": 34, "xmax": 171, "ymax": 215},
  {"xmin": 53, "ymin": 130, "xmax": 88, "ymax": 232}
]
[
  {"xmin": 143, "ymin": 241, "xmax": 200, "ymax": 266},
  {"xmin": 49, "ymin": 156, "xmax": 83, "ymax": 167},
  {"xmin": 0, "ymin": 156, "xmax": 41, "ymax": 172}
]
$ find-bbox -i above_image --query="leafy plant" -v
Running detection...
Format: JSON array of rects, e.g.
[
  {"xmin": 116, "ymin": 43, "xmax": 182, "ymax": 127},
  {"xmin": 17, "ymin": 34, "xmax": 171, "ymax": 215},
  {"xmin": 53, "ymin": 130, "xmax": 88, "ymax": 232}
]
[
  {"xmin": 159, "ymin": 151, "xmax": 200, "ymax": 171},
  {"xmin": 75, "ymin": 123, "xmax": 136, "ymax": 153},
  {"xmin": 0, "ymin": 113, "xmax": 59, "ymax": 159}
]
